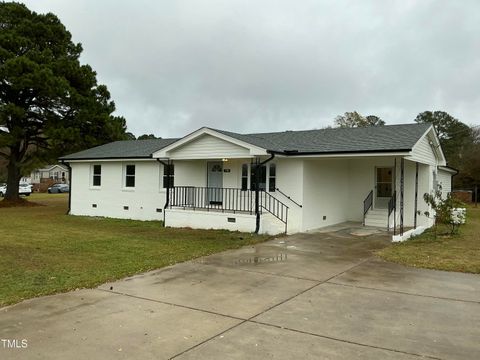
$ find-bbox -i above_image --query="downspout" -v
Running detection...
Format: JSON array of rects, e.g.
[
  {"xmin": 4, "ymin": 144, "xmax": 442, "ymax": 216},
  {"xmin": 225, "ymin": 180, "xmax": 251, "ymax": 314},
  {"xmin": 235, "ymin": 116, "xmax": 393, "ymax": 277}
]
[
  {"xmin": 156, "ymin": 158, "xmax": 171, "ymax": 226},
  {"xmin": 254, "ymin": 153, "xmax": 275, "ymax": 234},
  {"xmin": 60, "ymin": 160, "xmax": 72, "ymax": 215}
]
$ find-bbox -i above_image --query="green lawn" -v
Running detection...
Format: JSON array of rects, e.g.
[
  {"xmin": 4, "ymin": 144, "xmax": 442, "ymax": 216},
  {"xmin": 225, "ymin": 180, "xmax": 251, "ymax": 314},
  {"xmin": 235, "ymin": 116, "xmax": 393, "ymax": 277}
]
[
  {"xmin": 377, "ymin": 206, "xmax": 480, "ymax": 274},
  {"xmin": 0, "ymin": 194, "xmax": 269, "ymax": 307}
]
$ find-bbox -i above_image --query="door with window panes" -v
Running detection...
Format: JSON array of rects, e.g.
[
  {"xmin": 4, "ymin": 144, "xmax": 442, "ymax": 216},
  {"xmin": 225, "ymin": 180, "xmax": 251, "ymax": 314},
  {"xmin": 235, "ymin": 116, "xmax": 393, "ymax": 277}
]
[{"xmin": 375, "ymin": 167, "xmax": 393, "ymax": 208}]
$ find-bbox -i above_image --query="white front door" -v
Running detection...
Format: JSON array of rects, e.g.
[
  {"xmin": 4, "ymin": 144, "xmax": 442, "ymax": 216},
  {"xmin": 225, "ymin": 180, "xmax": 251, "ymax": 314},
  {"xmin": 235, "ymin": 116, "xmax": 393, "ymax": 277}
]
[
  {"xmin": 207, "ymin": 161, "xmax": 223, "ymax": 204},
  {"xmin": 375, "ymin": 167, "xmax": 393, "ymax": 208}
]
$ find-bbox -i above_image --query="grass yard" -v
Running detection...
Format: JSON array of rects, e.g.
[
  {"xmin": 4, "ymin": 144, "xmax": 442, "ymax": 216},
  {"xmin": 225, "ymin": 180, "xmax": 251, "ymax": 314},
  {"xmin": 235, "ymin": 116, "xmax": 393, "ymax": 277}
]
[
  {"xmin": 0, "ymin": 194, "xmax": 270, "ymax": 307},
  {"xmin": 377, "ymin": 206, "xmax": 480, "ymax": 274}
]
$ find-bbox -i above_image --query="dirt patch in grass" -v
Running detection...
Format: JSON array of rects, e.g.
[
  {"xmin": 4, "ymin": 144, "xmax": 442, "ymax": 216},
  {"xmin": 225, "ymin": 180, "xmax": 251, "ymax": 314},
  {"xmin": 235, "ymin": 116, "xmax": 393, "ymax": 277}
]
[
  {"xmin": 0, "ymin": 198, "xmax": 43, "ymax": 208},
  {"xmin": 377, "ymin": 206, "xmax": 480, "ymax": 274}
]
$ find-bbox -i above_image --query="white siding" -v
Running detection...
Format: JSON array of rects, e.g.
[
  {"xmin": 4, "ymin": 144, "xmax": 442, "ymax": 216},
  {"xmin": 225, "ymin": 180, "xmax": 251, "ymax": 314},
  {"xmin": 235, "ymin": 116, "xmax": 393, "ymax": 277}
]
[
  {"xmin": 409, "ymin": 134, "xmax": 437, "ymax": 165},
  {"xmin": 437, "ymin": 170, "xmax": 452, "ymax": 199},
  {"xmin": 70, "ymin": 161, "xmax": 166, "ymax": 221},
  {"xmin": 168, "ymin": 134, "xmax": 250, "ymax": 159},
  {"xmin": 302, "ymin": 159, "xmax": 349, "ymax": 231},
  {"xmin": 174, "ymin": 160, "xmax": 207, "ymax": 187},
  {"xmin": 274, "ymin": 158, "xmax": 304, "ymax": 234}
]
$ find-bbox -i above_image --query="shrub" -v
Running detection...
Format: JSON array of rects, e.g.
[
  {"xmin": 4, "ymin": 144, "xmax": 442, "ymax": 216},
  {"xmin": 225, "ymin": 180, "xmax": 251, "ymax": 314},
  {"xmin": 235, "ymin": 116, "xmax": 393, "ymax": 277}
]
[{"xmin": 421, "ymin": 187, "xmax": 466, "ymax": 236}]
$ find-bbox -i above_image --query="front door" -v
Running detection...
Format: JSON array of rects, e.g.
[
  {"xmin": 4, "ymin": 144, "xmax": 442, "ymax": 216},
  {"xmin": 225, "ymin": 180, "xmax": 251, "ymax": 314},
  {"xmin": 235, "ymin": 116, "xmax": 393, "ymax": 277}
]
[
  {"xmin": 375, "ymin": 167, "xmax": 393, "ymax": 208},
  {"xmin": 207, "ymin": 161, "xmax": 223, "ymax": 205}
]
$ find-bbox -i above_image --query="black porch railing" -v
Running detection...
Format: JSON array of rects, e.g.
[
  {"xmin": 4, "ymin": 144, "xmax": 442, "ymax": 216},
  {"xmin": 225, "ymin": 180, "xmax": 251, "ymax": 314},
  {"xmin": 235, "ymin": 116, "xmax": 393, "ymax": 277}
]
[
  {"xmin": 168, "ymin": 186, "xmax": 289, "ymax": 232},
  {"xmin": 387, "ymin": 191, "xmax": 396, "ymax": 232},
  {"xmin": 259, "ymin": 190, "xmax": 289, "ymax": 228},
  {"xmin": 169, "ymin": 186, "xmax": 255, "ymax": 213},
  {"xmin": 275, "ymin": 187, "xmax": 302, "ymax": 208},
  {"xmin": 363, "ymin": 190, "xmax": 373, "ymax": 225}
]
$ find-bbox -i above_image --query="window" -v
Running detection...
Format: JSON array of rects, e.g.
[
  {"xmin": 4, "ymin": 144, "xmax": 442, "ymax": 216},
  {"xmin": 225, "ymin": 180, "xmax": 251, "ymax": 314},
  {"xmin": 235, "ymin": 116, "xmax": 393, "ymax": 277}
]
[
  {"xmin": 269, "ymin": 163, "xmax": 276, "ymax": 192},
  {"xmin": 92, "ymin": 165, "xmax": 101, "ymax": 186},
  {"xmin": 125, "ymin": 165, "xmax": 135, "ymax": 187},
  {"xmin": 163, "ymin": 164, "xmax": 174, "ymax": 188},
  {"xmin": 241, "ymin": 164, "xmax": 248, "ymax": 190},
  {"xmin": 376, "ymin": 167, "xmax": 392, "ymax": 198},
  {"xmin": 250, "ymin": 164, "xmax": 267, "ymax": 191}
]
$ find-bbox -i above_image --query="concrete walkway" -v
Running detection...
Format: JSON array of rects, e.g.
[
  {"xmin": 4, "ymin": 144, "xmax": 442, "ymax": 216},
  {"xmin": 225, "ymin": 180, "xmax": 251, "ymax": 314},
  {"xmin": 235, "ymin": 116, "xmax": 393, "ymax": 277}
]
[{"xmin": 1, "ymin": 226, "xmax": 479, "ymax": 359}]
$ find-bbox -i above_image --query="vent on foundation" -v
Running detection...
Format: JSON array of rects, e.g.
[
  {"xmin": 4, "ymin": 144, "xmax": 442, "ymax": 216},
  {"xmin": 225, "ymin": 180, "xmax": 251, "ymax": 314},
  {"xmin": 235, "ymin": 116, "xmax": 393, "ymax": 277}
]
[
  {"xmin": 227, "ymin": 217, "xmax": 236, "ymax": 223},
  {"xmin": 323, "ymin": 216, "xmax": 326, "ymax": 220},
  {"xmin": 92, "ymin": 204, "xmax": 97, "ymax": 208},
  {"xmin": 123, "ymin": 206, "xmax": 129, "ymax": 210},
  {"xmin": 156, "ymin": 208, "xmax": 162, "ymax": 213}
]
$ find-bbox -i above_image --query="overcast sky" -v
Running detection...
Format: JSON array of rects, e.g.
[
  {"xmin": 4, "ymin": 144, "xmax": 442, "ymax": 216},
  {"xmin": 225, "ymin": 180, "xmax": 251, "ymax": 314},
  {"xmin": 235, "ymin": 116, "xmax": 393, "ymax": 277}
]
[{"xmin": 23, "ymin": 0, "xmax": 480, "ymax": 138}]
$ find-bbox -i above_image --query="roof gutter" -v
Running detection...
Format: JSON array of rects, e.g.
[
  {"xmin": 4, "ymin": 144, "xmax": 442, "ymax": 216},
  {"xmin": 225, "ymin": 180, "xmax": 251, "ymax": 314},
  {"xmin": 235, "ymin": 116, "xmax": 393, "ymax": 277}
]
[
  {"xmin": 267, "ymin": 148, "xmax": 412, "ymax": 156},
  {"xmin": 438, "ymin": 165, "xmax": 459, "ymax": 175},
  {"xmin": 156, "ymin": 158, "xmax": 172, "ymax": 226},
  {"xmin": 59, "ymin": 156, "xmax": 153, "ymax": 161}
]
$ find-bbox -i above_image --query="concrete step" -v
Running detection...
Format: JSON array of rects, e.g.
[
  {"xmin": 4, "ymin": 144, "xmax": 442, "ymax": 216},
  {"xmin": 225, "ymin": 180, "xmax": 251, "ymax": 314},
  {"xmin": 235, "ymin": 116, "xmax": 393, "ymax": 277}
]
[
  {"xmin": 365, "ymin": 219, "xmax": 388, "ymax": 228},
  {"xmin": 365, "ymin": 218, "xmax": 387, "ymax": 226},
  {"xmin": 368, "ymin": 209, "xmax": 388, "ymax": 215},
  {"xmin": 365, "ymin": 213, "xmax": 388, "ymax": 220}
]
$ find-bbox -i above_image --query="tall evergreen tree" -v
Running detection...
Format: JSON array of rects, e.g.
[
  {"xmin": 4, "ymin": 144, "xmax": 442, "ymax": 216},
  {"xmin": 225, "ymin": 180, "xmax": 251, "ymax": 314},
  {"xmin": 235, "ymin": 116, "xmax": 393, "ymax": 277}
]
[
  {"xmin": 414, "ymin": 111, "xmax": 473, "ymax": 167},
  {"xmin": 0, "ymin": 2, "xmax": 128, "ymax": 200}
]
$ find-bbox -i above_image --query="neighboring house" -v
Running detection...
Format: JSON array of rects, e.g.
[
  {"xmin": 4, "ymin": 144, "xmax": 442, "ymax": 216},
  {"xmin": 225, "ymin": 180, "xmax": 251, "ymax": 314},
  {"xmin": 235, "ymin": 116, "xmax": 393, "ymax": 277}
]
[
  {"xmin": 27, "ymin": 164, "xmax": 70, "ymax": 185},
  {"xmin": 60, "ymin": 123, "xmax": 456, "ymax": 239}
]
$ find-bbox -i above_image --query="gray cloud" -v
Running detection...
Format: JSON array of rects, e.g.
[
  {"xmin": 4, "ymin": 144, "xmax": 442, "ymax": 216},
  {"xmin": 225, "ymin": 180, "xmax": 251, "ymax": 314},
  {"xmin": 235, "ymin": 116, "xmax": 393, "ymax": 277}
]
[{"xmin": 24, "ymin": 0, "xmax": 480, "ymax": 137}]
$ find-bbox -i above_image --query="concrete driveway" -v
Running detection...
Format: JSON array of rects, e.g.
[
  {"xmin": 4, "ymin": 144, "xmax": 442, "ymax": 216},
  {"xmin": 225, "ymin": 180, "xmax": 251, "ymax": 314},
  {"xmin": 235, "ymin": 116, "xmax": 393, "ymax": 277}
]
[{"xmin": 1, "ymin": 225, "xmax": 479, "ymax": 360}]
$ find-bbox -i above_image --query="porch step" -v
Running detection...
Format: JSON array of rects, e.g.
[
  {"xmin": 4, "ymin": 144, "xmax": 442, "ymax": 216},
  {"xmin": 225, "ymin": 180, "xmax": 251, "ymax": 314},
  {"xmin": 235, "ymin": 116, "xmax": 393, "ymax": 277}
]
[{"xmin": 364, "ymin": 208, "xmax": 388, "ymax": 228}]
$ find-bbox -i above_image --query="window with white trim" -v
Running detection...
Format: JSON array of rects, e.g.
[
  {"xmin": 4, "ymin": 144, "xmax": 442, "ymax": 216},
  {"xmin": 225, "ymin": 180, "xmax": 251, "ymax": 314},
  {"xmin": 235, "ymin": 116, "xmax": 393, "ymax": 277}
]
[
  {"xmin": 92, "ymin": 165, "xmax": 101, "ymax": 186},
  {"xmin": 241, "ymin": 164, "xmax": 248, "ymax": 190},
  {"xmin": 125, "ymin": 165, "xmax": 135, "ymax": 187},
  {"xmin": 269, "ymin": 163, "xmax": 276, "ymax": 192},
  {"xmin": 163, "ymin": 164, "xmax": 174, "ymax": 188}
]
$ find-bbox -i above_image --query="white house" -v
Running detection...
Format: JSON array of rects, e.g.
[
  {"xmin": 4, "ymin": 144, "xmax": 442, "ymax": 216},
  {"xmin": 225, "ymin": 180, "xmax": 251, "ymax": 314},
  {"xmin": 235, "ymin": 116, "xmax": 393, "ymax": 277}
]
[{"xmin": 60, "ymin": 123, "xmax": 456, "ymax": 239}]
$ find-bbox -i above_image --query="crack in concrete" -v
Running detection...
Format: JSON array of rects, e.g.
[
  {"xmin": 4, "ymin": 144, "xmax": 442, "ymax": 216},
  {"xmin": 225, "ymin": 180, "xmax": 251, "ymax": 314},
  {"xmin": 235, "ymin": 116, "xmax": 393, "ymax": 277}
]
[
  {"xmin": 96, "ymin": 288, "xmax": 247, "ymax": 322},
  {"xmin": 327, "ymin": 281, "xmax": 480, "ymax": 304},
  {"xmin": 193, "ymin": 260, "xmax": 322, "ymax": 282},
  {"xmin": 248, "ymin": 320, "xmax": 445, "ymax": 360}
]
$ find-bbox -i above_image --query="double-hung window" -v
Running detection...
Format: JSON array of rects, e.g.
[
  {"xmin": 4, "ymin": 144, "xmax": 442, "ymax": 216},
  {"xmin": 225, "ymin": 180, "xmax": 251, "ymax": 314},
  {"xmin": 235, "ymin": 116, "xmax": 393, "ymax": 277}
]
[
  {"xmin": 125, "ymin": 165, "xmax": 135, "ymax": 188},
  {"xmin": 241, "ymin": 164, "xmax": 248, "ymax": 190},
  {"xmin": 269, "ymin": 163, "xmax": 276, "ymax": 192},
  {"xmin": 163, "ymin": 164, "xmax": 174, "ymax": 188},
  {"xmin": 92, "ymin": 165, "xmax": 101, "ymax": 186}
]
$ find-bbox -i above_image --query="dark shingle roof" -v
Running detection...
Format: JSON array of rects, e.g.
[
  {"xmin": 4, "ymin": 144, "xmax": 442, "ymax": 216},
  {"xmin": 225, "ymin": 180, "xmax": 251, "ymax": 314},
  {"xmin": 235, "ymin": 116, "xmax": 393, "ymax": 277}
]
[
  {"xmin": 213, "ymin": 123, "xmax": 431, "ymax": 154},
  {"xmin": 60, "ymin": 123, "xmax": 431, "ymax": 160},
  {"xmin": 60, "ymin": 138, "xmax": 179, "ymax": 160}
]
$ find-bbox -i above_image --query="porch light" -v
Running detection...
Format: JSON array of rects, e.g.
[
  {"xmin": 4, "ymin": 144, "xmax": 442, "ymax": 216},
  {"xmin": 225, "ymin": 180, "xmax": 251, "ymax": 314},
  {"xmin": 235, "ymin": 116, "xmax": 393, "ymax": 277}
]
[{"xmin": 222, "ymin": 158, "xmax": 228, "ymax": 162}]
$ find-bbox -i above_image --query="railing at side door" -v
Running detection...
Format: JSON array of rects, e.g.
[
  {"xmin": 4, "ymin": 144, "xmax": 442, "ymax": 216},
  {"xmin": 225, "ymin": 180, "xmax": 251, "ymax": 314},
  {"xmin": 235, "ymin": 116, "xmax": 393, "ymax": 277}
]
[
  {"xmin": 363, "ymin": 190, "xmax": 373, "ymax": 226},
  {"xmin": 387, "ymin": 191, "xmax": 396, "ymax": 232}
]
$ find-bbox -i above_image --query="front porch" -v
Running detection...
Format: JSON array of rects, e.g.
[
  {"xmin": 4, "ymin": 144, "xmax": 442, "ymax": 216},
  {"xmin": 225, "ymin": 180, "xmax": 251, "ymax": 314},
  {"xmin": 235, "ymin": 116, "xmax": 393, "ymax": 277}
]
[{"xmin": 166, "ymin": 186, "xmax": 289, "ymax": 235}]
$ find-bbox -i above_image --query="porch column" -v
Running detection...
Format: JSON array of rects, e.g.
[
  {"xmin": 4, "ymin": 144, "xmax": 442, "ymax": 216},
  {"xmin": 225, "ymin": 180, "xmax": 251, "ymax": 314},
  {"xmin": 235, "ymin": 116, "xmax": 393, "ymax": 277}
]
[
  {"xmin": 393, "ymin": 158, "xmax": 397, "ymax": 235},
  {"xmin": 414, "ymin": 162, "xmax": 419, "ymax": 229},
  {"xmin": 400, "ymin": 158, "xmax": 404, "ymax": 235}
]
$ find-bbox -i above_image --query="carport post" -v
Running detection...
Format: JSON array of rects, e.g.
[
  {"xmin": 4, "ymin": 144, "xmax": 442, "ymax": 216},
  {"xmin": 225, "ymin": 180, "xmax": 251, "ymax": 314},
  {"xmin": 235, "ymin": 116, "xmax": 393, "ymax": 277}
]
[
  {"xmin": 393, "ymin": 158, "xmax": 396, "ymax": 235},
  {"xmin": 400, "ymin": 158, "xmax": 404, "ymax": 236},
  {"xmin": 414, "ymin": 162, "xmax": 418, "ymax": 229}
]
